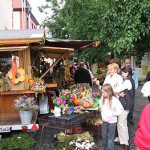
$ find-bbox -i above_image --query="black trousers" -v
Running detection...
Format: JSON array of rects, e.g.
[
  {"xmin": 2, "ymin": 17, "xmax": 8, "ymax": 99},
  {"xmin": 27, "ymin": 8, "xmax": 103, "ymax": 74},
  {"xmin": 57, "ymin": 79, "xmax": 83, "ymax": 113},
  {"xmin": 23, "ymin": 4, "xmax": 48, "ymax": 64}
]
[{"xmin": 148, "ymin": 96, "xmax": 150, "ymax": 102}]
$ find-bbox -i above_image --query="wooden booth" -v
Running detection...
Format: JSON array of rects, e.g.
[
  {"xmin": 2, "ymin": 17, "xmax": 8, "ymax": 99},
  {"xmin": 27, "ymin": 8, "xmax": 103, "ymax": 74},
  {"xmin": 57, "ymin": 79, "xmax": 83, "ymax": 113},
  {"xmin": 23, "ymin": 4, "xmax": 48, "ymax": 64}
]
[{"xmin": 0, "ymin": 29, "xmax": 100, "ymax": 128}]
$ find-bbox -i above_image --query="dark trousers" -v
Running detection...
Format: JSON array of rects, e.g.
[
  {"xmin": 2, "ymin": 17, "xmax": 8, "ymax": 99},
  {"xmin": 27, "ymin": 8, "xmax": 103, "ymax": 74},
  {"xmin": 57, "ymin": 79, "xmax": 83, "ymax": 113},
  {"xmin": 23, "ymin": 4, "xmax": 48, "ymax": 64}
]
[
  {"xmin": 127, "ymin": 110, "xmax": 133, "ymax": 121},
  {"xmin": 148, "ymin": 96, "xmax": 150, "ymax": 102},
  {"xmin": 102, "ymin": 121, "xmax": 117, "ymax": 150},
  {"xmin": 127, "ymin": 97, "xmax": 135, "ymax": 121}
]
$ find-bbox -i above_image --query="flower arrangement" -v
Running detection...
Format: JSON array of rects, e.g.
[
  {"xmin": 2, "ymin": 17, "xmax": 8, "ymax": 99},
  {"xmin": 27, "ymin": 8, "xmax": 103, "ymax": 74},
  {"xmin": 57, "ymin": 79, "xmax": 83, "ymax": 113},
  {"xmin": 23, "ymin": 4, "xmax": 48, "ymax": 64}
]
[
  {"xmin": 13, "ymin": 95, "xmax": 39, "ymax": 111},
  {"xmin": 28, "ymin": 78, "xmax": 46, "ymax": 92},
  {"xmin": 68, "ymin": 137, "xmax": 97, "ymax": 150},
  {"xmin": 53, "ymin": 84, "xmax": 98, "ymax": 111},
  {"xmin": 53, "ymin": 89, "xmax": 72, "ymax": 108}
]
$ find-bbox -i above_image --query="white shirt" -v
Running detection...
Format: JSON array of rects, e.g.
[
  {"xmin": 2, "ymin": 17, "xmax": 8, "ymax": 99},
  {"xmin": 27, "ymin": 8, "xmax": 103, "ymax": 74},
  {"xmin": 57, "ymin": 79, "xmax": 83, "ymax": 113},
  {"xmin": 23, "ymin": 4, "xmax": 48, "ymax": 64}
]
[
  {"xmin": 114, "ymin": 79, "xmax": 132, "ymax": 94},
  {"xmin": 141, "ymin": 81, "xmax": 150, "ymax": 97},
  {"xmin": 103, "ymin": 73, "xmax": 123, "ymax": 90},
  {"xmin": 99, "ymin": 96, "xmax": 124, "ymax": 123}
]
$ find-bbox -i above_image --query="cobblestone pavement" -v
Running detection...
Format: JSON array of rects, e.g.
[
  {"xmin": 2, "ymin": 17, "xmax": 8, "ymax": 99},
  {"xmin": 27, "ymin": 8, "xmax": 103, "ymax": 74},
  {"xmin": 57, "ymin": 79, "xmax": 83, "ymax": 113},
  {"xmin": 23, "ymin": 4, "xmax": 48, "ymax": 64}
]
[{"xmin": 34, "ymin": 84, "xmax": 149, "ymax": 150}]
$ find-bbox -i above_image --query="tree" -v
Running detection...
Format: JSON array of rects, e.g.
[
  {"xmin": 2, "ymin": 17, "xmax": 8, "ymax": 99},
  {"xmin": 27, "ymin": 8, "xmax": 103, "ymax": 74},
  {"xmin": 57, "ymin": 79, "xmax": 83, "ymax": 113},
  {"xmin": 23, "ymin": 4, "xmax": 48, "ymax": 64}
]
[{"xmin": 39, "ymin": 0, "xmax": 150, "ymax": 63}]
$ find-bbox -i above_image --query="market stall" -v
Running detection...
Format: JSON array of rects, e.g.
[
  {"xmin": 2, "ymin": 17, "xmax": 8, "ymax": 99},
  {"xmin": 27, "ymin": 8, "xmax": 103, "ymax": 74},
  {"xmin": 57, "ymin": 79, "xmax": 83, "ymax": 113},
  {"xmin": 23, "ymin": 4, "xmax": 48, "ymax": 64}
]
[{"xmin": 0, "ymin": 29, "xmax": 100, "ymax": 132}]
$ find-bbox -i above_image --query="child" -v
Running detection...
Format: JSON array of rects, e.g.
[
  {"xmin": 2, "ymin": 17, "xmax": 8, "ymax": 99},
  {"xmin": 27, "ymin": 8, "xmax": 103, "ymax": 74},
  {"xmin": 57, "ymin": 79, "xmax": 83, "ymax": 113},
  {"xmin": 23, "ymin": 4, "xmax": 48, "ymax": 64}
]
[
  {"xmin": 114, "ymin": 66, "xmax": 135, "ymax": 150},
  {"xmin": 99, "ymin": 83, "xmax": 124, "ymax": 150}
]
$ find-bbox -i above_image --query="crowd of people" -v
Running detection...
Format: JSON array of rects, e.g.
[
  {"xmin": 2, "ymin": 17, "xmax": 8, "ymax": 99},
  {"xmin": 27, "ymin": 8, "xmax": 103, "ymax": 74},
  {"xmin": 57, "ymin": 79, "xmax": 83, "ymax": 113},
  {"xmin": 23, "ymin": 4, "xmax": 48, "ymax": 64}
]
[{"xmin": 70, "ymin": 58, "xmax": 150, "ymax": 150}]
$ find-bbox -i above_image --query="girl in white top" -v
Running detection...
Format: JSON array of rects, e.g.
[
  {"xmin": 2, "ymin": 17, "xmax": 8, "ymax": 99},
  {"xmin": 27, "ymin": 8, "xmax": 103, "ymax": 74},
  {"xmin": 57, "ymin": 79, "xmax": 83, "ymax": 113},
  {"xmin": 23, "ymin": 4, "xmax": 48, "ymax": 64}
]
[{"xmin": 99, "ymin": 83, "xmax": 124, "ymax": 150}]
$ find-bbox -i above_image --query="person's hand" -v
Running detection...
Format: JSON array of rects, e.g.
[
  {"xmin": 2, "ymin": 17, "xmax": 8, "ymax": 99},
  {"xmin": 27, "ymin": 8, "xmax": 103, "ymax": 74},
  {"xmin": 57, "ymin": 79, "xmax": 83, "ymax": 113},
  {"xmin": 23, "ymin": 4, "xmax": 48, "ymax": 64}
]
[
  {"xmin": 95, "ymin": 80, "xmax": 101, "ymax": 88},
  {"xmin": 114, "ymin": 82, "xmax": 118, "ymax": 88},
  {"xmin": 98, "ymin": 106, "xmax": 102, "ymax": 112},
  {"xmin": 119, "ymin": 92, "xmax": 125, "ymax": 97}
]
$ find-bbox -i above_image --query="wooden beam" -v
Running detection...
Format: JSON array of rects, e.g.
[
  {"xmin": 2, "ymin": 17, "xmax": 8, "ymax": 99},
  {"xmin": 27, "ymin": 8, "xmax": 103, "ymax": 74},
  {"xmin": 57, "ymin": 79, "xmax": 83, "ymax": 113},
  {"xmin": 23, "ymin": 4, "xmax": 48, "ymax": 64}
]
[
  {"xmin": 0, "ymin": 46, "xmax": 29, "ymax": 51},
  {"xmin": 32, "ymin": 46, "xmax": 74, "ymax": 52},
  {"xmin": 40, "ymin": 51, "xmax": 69, "ymax": 79},
  {"xmin": 0, "ymin": 39, "xmax": 42, "ymax": 45}
]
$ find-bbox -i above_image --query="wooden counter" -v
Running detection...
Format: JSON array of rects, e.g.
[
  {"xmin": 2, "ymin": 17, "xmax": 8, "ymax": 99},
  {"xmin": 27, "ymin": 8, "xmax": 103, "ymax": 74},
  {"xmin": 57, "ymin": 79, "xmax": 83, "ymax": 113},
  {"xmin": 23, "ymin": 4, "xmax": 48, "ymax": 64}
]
[
  {"xmin": 0, "ymin": 90, "xmax": 36, "ymax": 121},
  {"xmin": 0, "ymin": 90, "xmax": 36, "ymax": 96},
  {"xmin": 45, "ymin": 83, "xmax": 57, "ymax": 88}
]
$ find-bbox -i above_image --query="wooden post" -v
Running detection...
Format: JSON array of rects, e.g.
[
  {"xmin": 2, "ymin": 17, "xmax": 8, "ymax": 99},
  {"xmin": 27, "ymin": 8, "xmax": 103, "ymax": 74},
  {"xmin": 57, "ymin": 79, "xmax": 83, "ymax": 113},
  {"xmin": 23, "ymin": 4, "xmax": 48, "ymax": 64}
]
[{"xmin": 24, "ymin": 47, "xmax": 32, "ymax": 90}]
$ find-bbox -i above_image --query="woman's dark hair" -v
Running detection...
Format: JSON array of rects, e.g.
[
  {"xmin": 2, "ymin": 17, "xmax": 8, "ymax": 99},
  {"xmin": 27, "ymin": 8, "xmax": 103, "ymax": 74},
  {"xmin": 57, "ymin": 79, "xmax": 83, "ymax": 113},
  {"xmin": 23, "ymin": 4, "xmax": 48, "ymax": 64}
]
[{"xmin": 121, "ymin": 66, "xmax": 133, "ymax": 77}]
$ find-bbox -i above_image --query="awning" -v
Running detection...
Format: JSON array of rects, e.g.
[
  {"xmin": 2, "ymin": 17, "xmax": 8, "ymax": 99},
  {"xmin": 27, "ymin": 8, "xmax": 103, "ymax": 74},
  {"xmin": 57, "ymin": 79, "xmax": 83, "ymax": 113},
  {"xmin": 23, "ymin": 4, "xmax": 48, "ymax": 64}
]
[{"xmin": 31, "ymin": 39, "xmax": 100, "ymax": 59}]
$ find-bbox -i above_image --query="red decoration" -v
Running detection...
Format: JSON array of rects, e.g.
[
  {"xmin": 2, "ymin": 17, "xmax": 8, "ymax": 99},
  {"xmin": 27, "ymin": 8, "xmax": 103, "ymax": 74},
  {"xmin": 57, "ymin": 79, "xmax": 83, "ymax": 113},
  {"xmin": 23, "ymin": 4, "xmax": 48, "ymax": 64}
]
[
  {"xmin": 11, "ymin": 57, "xmax": 18, "ymax": 87},
  {"xmin": 31, "ymin": 123, "xmax": 39, "ymax": 130}
]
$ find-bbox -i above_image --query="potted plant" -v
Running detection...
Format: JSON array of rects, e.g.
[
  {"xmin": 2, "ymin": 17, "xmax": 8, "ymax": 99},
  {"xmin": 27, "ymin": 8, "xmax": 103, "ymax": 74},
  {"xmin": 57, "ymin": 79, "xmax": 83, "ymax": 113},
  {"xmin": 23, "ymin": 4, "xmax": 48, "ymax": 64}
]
[{"xmin": 13, "ymin": 95, "xmax": 39, "ymax": 124}]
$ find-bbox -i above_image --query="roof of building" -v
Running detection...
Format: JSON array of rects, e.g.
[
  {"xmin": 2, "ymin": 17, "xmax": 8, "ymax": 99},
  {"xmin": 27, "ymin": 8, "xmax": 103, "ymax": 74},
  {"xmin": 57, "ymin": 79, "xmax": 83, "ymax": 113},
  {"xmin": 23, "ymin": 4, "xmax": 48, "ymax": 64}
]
[{"xmin": 0, "ymin": 29, "xmax": 44, "ymax": 45}]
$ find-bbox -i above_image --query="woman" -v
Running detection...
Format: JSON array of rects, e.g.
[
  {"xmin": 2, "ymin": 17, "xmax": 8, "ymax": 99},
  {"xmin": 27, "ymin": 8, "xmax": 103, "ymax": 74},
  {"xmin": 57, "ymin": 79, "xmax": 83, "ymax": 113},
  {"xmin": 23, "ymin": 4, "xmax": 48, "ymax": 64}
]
[
  {"xmin": 114, "ymin": 66, "xmax": 135, "ymax": 150},
  {"xmin": 96, "ymin": 63, "xmax": 123, "ymax": 90}
]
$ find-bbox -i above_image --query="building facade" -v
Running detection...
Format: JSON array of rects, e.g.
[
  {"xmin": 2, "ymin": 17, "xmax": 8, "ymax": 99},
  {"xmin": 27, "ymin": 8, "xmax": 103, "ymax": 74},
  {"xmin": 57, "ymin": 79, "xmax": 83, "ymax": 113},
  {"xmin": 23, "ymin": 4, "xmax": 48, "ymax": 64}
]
[
  {"xmin": 0, "ymin": 0, "xmax": 40, "ymax": 30},
  {"xmin": 0, "ymin": 0, "xmax": 13, "ymax": 30}
]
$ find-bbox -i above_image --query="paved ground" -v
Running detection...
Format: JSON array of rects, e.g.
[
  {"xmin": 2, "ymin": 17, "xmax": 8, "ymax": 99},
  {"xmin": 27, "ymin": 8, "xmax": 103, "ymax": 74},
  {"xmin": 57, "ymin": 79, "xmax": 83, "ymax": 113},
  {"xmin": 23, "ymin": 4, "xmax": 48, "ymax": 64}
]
[{"xmin": 34, "ymin": 83, "xmax": 149, "ymax": 150}]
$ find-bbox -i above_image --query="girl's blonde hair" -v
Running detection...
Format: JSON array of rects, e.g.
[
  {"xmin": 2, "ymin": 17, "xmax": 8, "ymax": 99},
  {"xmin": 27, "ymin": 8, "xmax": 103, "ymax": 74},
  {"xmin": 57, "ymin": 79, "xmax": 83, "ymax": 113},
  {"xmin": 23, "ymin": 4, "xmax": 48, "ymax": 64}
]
[
  {"xmin": 107, "ymin": 63, "xmax": 119, "ymax": 73},
  {"xmin": 102, "ymin": 83, "xmax": 116, "ymax": 109}
]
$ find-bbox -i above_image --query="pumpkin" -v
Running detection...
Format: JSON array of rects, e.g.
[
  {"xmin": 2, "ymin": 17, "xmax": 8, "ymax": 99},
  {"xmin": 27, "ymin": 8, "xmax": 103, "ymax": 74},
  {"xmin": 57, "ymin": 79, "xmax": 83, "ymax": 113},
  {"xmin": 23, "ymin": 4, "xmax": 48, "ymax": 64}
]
[
  {"xmin": 73, "ymin": 99, "xmax": 81, "ymax": 105},
  {"xmin": 82, "ymin": 103, "xmax": 92, "ymax": 108}
]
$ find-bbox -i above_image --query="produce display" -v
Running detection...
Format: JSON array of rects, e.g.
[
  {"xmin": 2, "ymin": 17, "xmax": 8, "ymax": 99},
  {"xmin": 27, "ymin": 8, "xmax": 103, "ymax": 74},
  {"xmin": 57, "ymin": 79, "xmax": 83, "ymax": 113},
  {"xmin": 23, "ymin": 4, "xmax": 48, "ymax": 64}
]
[{"xmin": 53, "ymin": 84, "xmax": 100, "ymax": 115}]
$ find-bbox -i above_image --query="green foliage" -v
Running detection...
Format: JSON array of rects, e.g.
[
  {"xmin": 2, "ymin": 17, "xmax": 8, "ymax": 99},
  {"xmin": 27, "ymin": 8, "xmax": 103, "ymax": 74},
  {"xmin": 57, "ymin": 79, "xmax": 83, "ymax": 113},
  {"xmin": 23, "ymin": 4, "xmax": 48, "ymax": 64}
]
[
  {"xmin": 40, "ymin": 0, "xmax": 150, "ymax": 63},
  {"xmin": 0, "ymin": 133, "xmax": 35, "ymax": 150}
]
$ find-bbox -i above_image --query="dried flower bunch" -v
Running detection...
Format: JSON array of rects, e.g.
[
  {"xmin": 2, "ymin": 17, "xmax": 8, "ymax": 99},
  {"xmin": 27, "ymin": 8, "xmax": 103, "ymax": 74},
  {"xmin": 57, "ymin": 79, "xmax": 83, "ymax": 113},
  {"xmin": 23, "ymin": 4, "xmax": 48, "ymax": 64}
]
[{"xmin": 13, "ymin": 95, "xmax": 39, "ymax": 111}]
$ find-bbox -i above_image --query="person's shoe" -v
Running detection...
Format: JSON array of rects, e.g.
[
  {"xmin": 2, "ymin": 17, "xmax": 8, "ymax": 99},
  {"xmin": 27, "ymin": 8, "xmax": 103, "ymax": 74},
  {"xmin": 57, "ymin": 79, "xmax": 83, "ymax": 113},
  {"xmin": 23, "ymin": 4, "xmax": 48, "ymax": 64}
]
[
  {"xmin": 128, "ymin": 120, "xmax": 134, "ymax": 125},
  {"xmin": 114, "ymin": 137, "xmax": 120, "ymax": 145},
  {"xmin": 124, "ymin": 144, "xmax": 130, "ymax": 150}
]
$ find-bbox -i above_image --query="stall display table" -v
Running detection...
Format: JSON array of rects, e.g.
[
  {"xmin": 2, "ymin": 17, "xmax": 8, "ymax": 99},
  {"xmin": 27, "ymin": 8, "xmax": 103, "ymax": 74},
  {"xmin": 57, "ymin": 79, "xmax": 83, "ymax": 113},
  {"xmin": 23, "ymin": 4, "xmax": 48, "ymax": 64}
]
[{"xmin": 38, "ymin": 113, "xmax": 87, "ymax": 150}]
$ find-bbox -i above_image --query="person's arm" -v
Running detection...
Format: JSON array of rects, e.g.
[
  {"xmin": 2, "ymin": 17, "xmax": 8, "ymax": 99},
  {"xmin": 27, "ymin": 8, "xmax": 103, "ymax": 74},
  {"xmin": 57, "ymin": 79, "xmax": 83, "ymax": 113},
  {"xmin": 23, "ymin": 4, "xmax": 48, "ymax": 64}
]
[
  {"xmin": 95, "ymin": 80, "xmax": 101, "ymax": 89},
  {"xmin": 99, "ymin": 98, "xmax": 103, "ymax": 111},
  {"xmin": 145, "ymin": 71, "xmax": 150, "ymax": 82},
  {"xmin": 133, "ymin": 72, "xmax": 139, "ymax": 91},
  {"xmin": 74, "ymin": 71, "xmax": 78, "ymax": 84},
  {"xmin": 112, "ymin": 97, "xmax": 124, "ymax": 116},
  {"xmin": 87, "ymin": 70, "xmax": 92, "ymax": 87},
  {"xmin": 114, "ymin": 80, "xmax": 132, "ymax": 93}
]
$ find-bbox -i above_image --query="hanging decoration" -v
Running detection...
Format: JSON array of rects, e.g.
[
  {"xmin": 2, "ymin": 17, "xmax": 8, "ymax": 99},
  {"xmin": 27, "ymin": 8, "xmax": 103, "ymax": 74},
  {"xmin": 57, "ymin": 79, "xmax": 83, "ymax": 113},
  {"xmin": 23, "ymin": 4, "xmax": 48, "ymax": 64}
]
[
  {"xmin": 10, "ymin": 57, "xmax": 17, "ymax": 87},
  {"xmin": 64, "ymin": 60, "xmax": 70, "ymax": 81},
  {"xmin": 8, "ymin": 68, "xmax": 25, "ymax": 85}
]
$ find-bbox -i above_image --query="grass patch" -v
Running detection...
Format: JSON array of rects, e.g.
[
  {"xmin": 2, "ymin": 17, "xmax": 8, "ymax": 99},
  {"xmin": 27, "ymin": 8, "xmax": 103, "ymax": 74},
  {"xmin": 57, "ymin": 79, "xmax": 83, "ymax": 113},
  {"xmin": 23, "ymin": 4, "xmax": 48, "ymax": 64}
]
[{"xmin": 0, "ymin": 133, "xmax": 35, "ymax": 150}]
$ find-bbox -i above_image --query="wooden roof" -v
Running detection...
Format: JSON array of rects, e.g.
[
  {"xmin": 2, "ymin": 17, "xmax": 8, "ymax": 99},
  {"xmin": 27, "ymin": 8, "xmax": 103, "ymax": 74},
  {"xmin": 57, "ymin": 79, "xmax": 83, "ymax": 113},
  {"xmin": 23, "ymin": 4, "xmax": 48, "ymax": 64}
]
[{"xmin": 0, "ymin": 29, "xmax": 100, "ymax": 58}]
